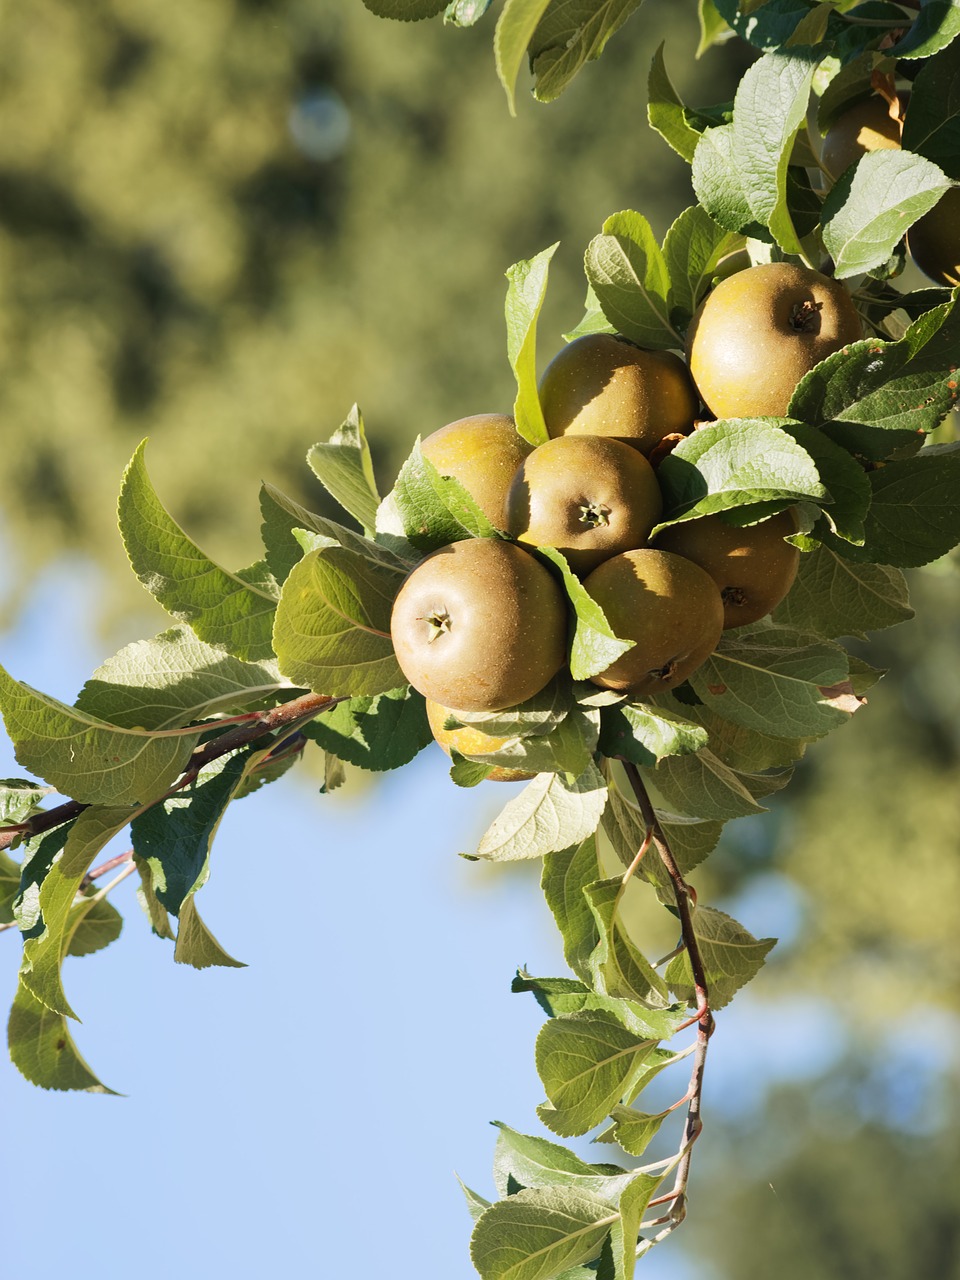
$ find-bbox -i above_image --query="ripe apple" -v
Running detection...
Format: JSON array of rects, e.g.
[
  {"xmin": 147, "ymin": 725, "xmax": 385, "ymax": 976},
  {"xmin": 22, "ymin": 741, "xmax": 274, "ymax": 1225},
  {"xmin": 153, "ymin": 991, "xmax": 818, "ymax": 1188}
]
[
  {"xmin": 538, "ymin": 333, "xmax": 698, "ymax": 453},
  {"xmin": 583, "ymin": 548, "xmax": 724, "ymax": 697},
  {"xmin": 685, "ymin": 262, "xmax": 863, "ymax": 419},
  {"xmin": 819, "ymin": 94, "xmax": 904, "ymax": 181},
  {"xmin": 505, "ymin": 435, "xmax": 664, "ymax": 576},
  {"xmin": 654, "ymin": 509, "xmax": 800, "ymax": 628},
  {"xmin": 420, "ymin": 413, "xmax": 533, "ymax": 527},
  {"xmin": 424, "ymin": 699, "xmax": 535, "ymax": 782},
  {"xmin": 390, "ymin": 537, "xmax": 568, "ymax": 712},
  {"xmin": 907, "ymin": 188, "xmax": 960, "ymax": 287}
]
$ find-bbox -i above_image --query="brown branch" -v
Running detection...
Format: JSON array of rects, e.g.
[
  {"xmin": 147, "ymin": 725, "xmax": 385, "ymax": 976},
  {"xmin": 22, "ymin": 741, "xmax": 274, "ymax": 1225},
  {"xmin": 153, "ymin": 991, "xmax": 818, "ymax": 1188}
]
[
  {"xmin": 621, "ymin": 760, "xmax": 714, "ymax": 1235},
  {"xmin": 0, "ymin": 690, "xmax": 341, "ymax": 853}
]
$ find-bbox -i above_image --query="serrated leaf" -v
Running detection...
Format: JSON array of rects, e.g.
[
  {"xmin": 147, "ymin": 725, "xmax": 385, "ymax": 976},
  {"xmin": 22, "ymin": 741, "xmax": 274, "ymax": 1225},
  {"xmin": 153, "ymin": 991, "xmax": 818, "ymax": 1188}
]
[
  {"xmin": 772, "ymin": 543, "xmax": 913, "ymax": 636},
  {"xmin": 782, "ymin": 422, "xmax": 871, "ymax": 543},
  {"xmin": 272, "ymin": 545, "xmax": 405, "ymax": 696},
  {"xmin": 307, "ymin": 405, "xmax": 381, "ymax": 535},
  {"xmin": 302, "ymin": 686, "xmax": 430, "ymax": 771},
  {"xmin": 64, "ymin": 894, "xmax": 123, "ymax": 958},
  {"xmin": 19, "ymin": 806, "xmax": 134, "ymax": 1017},
  {"xmin": 0, "ymin": 779, "xmax": 50, "ymax": 824},
  {"xmin": 391, "ymin": 441, "xmax": 501, "ymax": 551},
  {"xmin": 698, "ymin": 0, "xmax": 734, "ymax": 55},
  {"xmin": 536, "ymin": 1009, "xmax": 658, "ymax": 1137},
  {"xmin": 493, "ymin": 1124, "xmax": 636, "ymax": 1202},
  {"xmin": 537, "ymin": 548, "xmax": 634, "ymax": 681},
  {"xmin": 665, "ymin": 904, "xmax": 775, "ymax": 1009},
  {"xmin": 790, "ymin": 298, "xmax": 960, "ymax": 449},
  {"xmin": 713, "ymin": 0, "xmax": 841, "ymax": 51},
  {"xmin": 450, "ymin": 753, "xmax": 496, "ymax": 787},
  {"xmin": 470, "ymin": 1185, "xmax": 618, "ymax": 1280},
  {"xmin": 75, "ymin": 627, "xmax": 284, "ymax": 730},
  {"xmin": 893, "ymin": 0, "xmax": 960, "ymax": 58},
  {"xmin": 477, "ymin": 761, "xmax": 608, "ymax": 861},
  {"xmin": 847, "ymin": 444, "xmax": 960, "ymax": 566},
  {"xmin": 506, "ymin": 244, "xmax": 557, "ymax": 446},
  {"xmin": 662, "ymin": 205, "xmax": 745, "ymax": 329},
  {"xmin": 513, "ymin": 973, "xmax": 686, "ymax": 1040},
  {"xmin": 446, "ymin": 675, "xmax": 574, "ymax": 737},
  {"xmin": 594, "ymin": 1105, "xmax": 669, "ymax": 1158},
  {"xmin": 527, "ymin": 0, "xmax": 645, "ymax": 104},
  {"xmin": 653, "ymin": 419, "xmax": 827, "ymax": 529},
  {"xmin": 459, "ymin": 1176, "xmax": 493, "ymax": 1224},
  {"xmin": 445, "ymin": 0, "xmax": 495, "ymax": 25},
  {"xmin": 608, "ymin": 1171, "xmax": 664, "ymax": 1280},
  {"xmin": 174, "ymin": 895, "xmax": 245, "ymax": 969},
  {"xmin": 693, "ymin": 123, "xmax": 763, "ymax": 238},
  {"xmin": 495, "ymin": 0, "xmax": 554, "ymax": 113},
  {"xmin": 0, "ymin": 665, "xmax": 200, "ymax": 807},
  {"xmin": 601, "ymin": 784, "xmax": 721, "ymax": 885},
  {"xmin": 598, "ymin": 702, "xmax": 709, "ymax": 767},
  {"xmin": 821, "ymin": 151, "xmax": 953, "ymax": 278},
  {"xmin": 584, "ymin": 877, "xmax": 670, "ymax": 1006},
  {"xmin": 677, "ymin": 700, "xmax": 807, "ymax": 773},
  {"xmin": 584, "ymin": 210, "xmax": 679, "ymax": 350},
  {"xmin": 901, "ymin": 40, "xmax": 960, "ymax": 179},
  {"xmin": 688, "ymin": 625, "xmax": 855, "ymax": 739},
  {"xmin": 542, "ymin": 837, "xmax": 602, "ymax": 982},
  {"xmin": 8, "ymin": 981, "xmax": 117, "ymax": 1094},
  {"xmin": 134, "ymin": 854, "xmax": 175, "ymax": 940},
  {"xmin": 466, "ymin": 705, "xmax": 600, "ymax": 777},
  {"xmin": 0, "ymin": 848, "xmax": 19, "ymax": 924},
  {"xmin": 647, "ymin": 44, "xmax": 712, "ymax": 163},
  {"xmin": 361, "ymin": 0, "xmax": 446, "ymax": 17},
  {"xmin": 119, "ymin": 441, "xmax": 278, "ymax": 662},
  {"xmin": 641, "ymin": 750, "xmax": 766, "ymax": 821}
]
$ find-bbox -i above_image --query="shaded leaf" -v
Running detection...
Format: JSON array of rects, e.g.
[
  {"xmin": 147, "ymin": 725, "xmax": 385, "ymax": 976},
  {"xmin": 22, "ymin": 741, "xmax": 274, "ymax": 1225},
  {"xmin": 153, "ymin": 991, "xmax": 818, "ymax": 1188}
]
[
  {"xmin": 391, "ymin": 441, "xmax": 501, "ymax": 551},
  {"xmin": 665, "ymin": 904, "xmax": 776, "ymax": 1009},
  {"xmin": 584, "ymin": 877, "xmax": 671, "ymax": 1006},
  {"xmin": 8, "ymin": 981, "xmax": 116, "ymax": 1094},
  {"xmin": 495, "ymin": 0, "xmax": 554, "ymax": 113},
  {"xmin": 307, "ymin": 405, "xmax": 381, "ymax": 535},
  {"xmin": 302, "ymin": 687, "xmax": 431, "ymax": 771},
  {"xmin": 542, "ymin": 837, "xmax": 602, "ymax": 982},
  {"xmin": 174, "ymin": 895, "xmax": 245, "ymax": 970},
  {"xmin": 594, "ymin": 1105, "xmax": 669, "ymax": 1158},
  {"xmin": 598, "ymin": 702, "xmax": 708, "ymax": 768},
  {"xmin": 537, "ymin": 547, "xmax": 635, "ymax": 681},
  {"xmin": 64, "ymin": 895, "xmax": 123, "ymax": 959},
  {"xmin": 772, "ymin": 544, "xmax": 913, "ymax": 636},
  {"xmin": 528, "ymin": 0, "xmax": 646, "ymax": 104}
]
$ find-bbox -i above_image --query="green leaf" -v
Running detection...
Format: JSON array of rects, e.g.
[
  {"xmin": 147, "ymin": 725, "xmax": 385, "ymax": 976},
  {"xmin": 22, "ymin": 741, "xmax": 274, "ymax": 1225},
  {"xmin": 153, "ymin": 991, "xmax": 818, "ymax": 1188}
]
[
  {"xmin": 174, "ymin": 895, "xmax": 245, "ymax": 969},
  {"xmin": 302, "ymin": 686, "xmax": 431, "ymax": 771},
  {"xmin": 445, "ymin": 675, "xmax": 574, "ymax": 738},
  {"xmin": 847, "ymin": 444, "xmax": 960, "ymax": 567},
  {"xmin": 463, "ymin": 705, "xmax": 599, "ymax": 777},
  {"xmin": 272, "ymin": 545, "xmax": 405, "ymax": 696},
  {"xmin": 688, "ymin": 625, "xmax": 857, "ymax": 740},
  {"xmin": 445, "ymin": 0, "xmax": 495, "ymax": 25},
  {"xmin": 693, "ymin": 123, "xmax": 762, "ymax": 238},
  {"xmin": 477, "ymin": 761, "xmax": 608, "ymax": 861},
  {"xmin": 677, "ymin": 701, "xmax": 808, "ymax": 773},
  {"xmin": 527, "ymin": 0, "xmax": 646, "ymax": 104},
  {"xmin": 782, "ymin": 422, "xmax": 871, "ymax": 543},
  {"xmin": 470, "ymin": 1185, "xmax": 618, "ymax": 1280},
  {"xmin": 640, "ymin": 750, "xmax": 766, "ymax": 821},
  {"xmin": 608, "ymin": 1172, "xmax": 664, "ymax": 1280},
  {"xmin": 648, "ymin": 44, "xmax": 714, "ymax": 163},
  {"xmin": 134, "ymin": 855, "xmax": 175, "ymax": 940},
  {"xmin": 713, "ymin": 0, "xmax": 840, "ymax": 50},
  {"xmin": 0, "ymin": 848, "xmax": 19, "ymax": 924},
  {"xmin": 493, "ymin": 1123, "xmax": 636, "ymax": 1201},
  {"xmin": 662, "ymin": 205, "xmax": 745, "ymax": 330},
  {"xmin": 893, "ymin": 0, "xmax": 960, "ymax": 58},
  {"xmin": 652, "ymin": 419, "xmax": 827, "ymax": 529},
  {"xmin": 584, "ymin": 210, "xmax": 679, "ymax": 350},
  {"xmin": 542, "ymin": 837, "xmax": 603, "ymax": 982},
  {"xmin": 595, "ymin": 1105, "xmax": 669, "ymax": 1158},
  {"xmin": 602, "ymin": 785, "xmax": 721, "ymax": 886},
  {"xmin": 64, "ymin": 894, "xmax": 123, "ymax": 958},
  {"xmin": 0, "ymin": 779, "xmax": 50, "ymax": 824},
  {"xmin": 537, "ymin": 548, "xmax": 635, "ymax": 681},
  {"xmin": 130, "ymin": 751, "xmax": 254, "ymax": 921},
  {"xmin": 75, "ymin": 627, "xmax": 284, "ymax": 730},
  {"xmin": 584, "ymin": 877, "xmax": 671, "ymax": 1006},
  {"xmin": 598, "ymin": 702, "xmax": 709, "ymax": 767},
  {"xmin": 665, "ymin": 904, "xmax": 776, "ymax": 1009},
  {"xmin": 306, "ymin": 406, "xmax": 382, "ymax": 535},
  {"xmin": 390, "ymin": 440, "xmax": 501, "ymax": 551},
  {"xmin": 0, "ymin": 665, "xmax": 200, "ymax": 807},
  {"xmin": 495, "ymin": 0, "xmax": 554, "ymax": 114},
  {"xmin": 772, "ymin": 543, "xmax": 913, "ymax": 636},
  {"xmin": 790, "ymin": 299, "xmax": 960, "ymax": 451},
  {"xmin": 901, "ymin": 40, "xmax": 960, "ymax": 180},
  {"xmin": 821, "ymin": 151, "xmax": 953, "ymax": 278},
  {"xmin": 513, "ymin": 973, "xmax": 686, "ymax": 1040},
  {"xmin": 20, "ymin": 806, "xmax": 134, "ymax": 1017},
  {"xmin": 459, "ymin": 1177, "xmax": 493, "ymax": 1224},
  {"xmin": 361, "ymin": 0, "xmax": 446, "ymax": 18},
  {"xmin": 535, "ymin": 1009, "xmax": 658, "ymax": 1137},
  {"xmin": 450, "ymin": 753, "xmax": 496, "ymax": 787},
  {"xmin": 8, "ymin": 981, "xmax": 117, "ymax": 1094},
  {"xmin": 506, "ymin": 244, "xmax": 557, "ymax": 446},
  {"xmin": 698, "ymin": 0, "xmax": 734, "ymax": 55},
  {"xmin": 118, "ymin": 441, "xmax": 278, "ymax": 663}
]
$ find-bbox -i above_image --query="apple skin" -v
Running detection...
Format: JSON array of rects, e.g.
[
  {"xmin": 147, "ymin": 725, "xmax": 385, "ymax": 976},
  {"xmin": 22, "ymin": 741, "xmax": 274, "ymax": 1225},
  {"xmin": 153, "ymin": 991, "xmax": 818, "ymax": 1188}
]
[
  {"xmin": 390, "ymin": 537, "xmax": 568, "ymax": 713},
  {"xmin": 424, "ymin": 699, "xmax": 535, "ymax": 782},
  {"xmin": 420, "ymin": 414, "xmax": 533, "ymax": 527},
  {"xmin": 685, "ymin": 263, "xmax": 863, "ymax": 420},
  {"xmin": 907, "ymin": 188, "xmax": 960, "ymax": 287},
  {"xmin": 583, "ymin": 548, "xmax": 724, "ymax": 697},
  {"xmin": 538, "ymin": 333, "xmax": 698, "ymax": 453},
  {"xmin": 505, "ymin": 435, "xmax": 663, "ymax": 576},
  {"xmin": 819, "ymin": 94, "xmax": 903, "ymax": 181},
  {"xmin": 654, "ymin": 509, "xmax": 800, "ymax": 629}
]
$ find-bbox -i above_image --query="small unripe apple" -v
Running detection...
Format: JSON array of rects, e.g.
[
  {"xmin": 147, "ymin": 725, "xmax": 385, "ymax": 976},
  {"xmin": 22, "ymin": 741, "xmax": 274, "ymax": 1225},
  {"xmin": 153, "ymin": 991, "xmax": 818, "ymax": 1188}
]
[
  {"xmin": 654, "ymin": 509, "xmax": 800, "ymax": 629},
  {"xmin": 505, "ymin": 435, "xmax": 663, "ymax": 576},
  {"xmin": 420, "ymin": 414, "xmax": 533, "ymax": 527},
  {"xmin": 390, "ymin": 537, "xmax": 568, "ymax": 713},
  {"xmin": 583, "ymin": 548, "xmax": 724, "ymax": 697},
  {"xmin": 686, "ymin": 263, "xmax": 863, "ymax": 420},
  {"xmin": 539, "ymin": 334, "xmax": 698, "ymax": 453},
  {"xmin": 424, "ymin": 699, "xmax": 535, "ymax": 782}
]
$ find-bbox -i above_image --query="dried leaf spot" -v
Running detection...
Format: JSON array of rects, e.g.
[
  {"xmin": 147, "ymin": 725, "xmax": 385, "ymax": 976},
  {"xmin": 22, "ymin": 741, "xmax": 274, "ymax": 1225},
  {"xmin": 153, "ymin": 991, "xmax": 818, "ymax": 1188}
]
[
  {"xmin": 55, "ymin": 1039, "xmax": 66, "ymax": 1051},
  {"xmin": 707, "ymin": 683, "xmax": 727, "ymax": 696},
  {"xmin": 818, "ymin": 680, "xmax": 866, "ymax": 715}
]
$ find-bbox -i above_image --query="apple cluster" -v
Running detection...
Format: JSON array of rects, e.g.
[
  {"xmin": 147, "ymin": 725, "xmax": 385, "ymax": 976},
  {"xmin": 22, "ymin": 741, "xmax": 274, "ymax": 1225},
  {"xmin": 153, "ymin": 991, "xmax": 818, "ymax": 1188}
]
[{"xmin": 389, "ymin": 262, "xmax": 864, "ymax": 773}]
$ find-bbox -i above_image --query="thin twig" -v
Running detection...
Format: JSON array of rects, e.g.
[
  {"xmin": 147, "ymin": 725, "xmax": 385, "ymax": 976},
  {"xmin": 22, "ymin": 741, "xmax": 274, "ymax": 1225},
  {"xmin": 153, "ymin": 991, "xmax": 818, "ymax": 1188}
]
[{"xmin": 80, "ymin": 850, "xmax": 134, "ymax": 891}]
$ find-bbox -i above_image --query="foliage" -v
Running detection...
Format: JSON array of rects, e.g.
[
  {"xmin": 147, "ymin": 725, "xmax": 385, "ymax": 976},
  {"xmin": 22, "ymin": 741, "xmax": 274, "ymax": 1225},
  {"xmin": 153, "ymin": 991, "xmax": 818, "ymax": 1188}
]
[{"xmin": 3, "ymin": 2, "xmax": 960, "ymax": 1278}]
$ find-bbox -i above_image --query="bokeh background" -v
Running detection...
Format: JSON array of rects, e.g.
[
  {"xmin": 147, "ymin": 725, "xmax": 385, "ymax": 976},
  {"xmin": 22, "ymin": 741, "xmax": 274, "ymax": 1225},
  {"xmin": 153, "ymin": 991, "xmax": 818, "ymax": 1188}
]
[{"xmin": 1, "ymin": 2, "xmax": 958, "ymax": 1277}]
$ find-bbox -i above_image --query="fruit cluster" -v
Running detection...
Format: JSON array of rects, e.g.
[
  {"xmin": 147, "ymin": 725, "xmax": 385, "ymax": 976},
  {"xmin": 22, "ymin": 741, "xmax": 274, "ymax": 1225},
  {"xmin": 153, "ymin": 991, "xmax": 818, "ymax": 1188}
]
[{"xmin": 389, "ymin": 261, "xmax": 864, "ymax": 773}]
